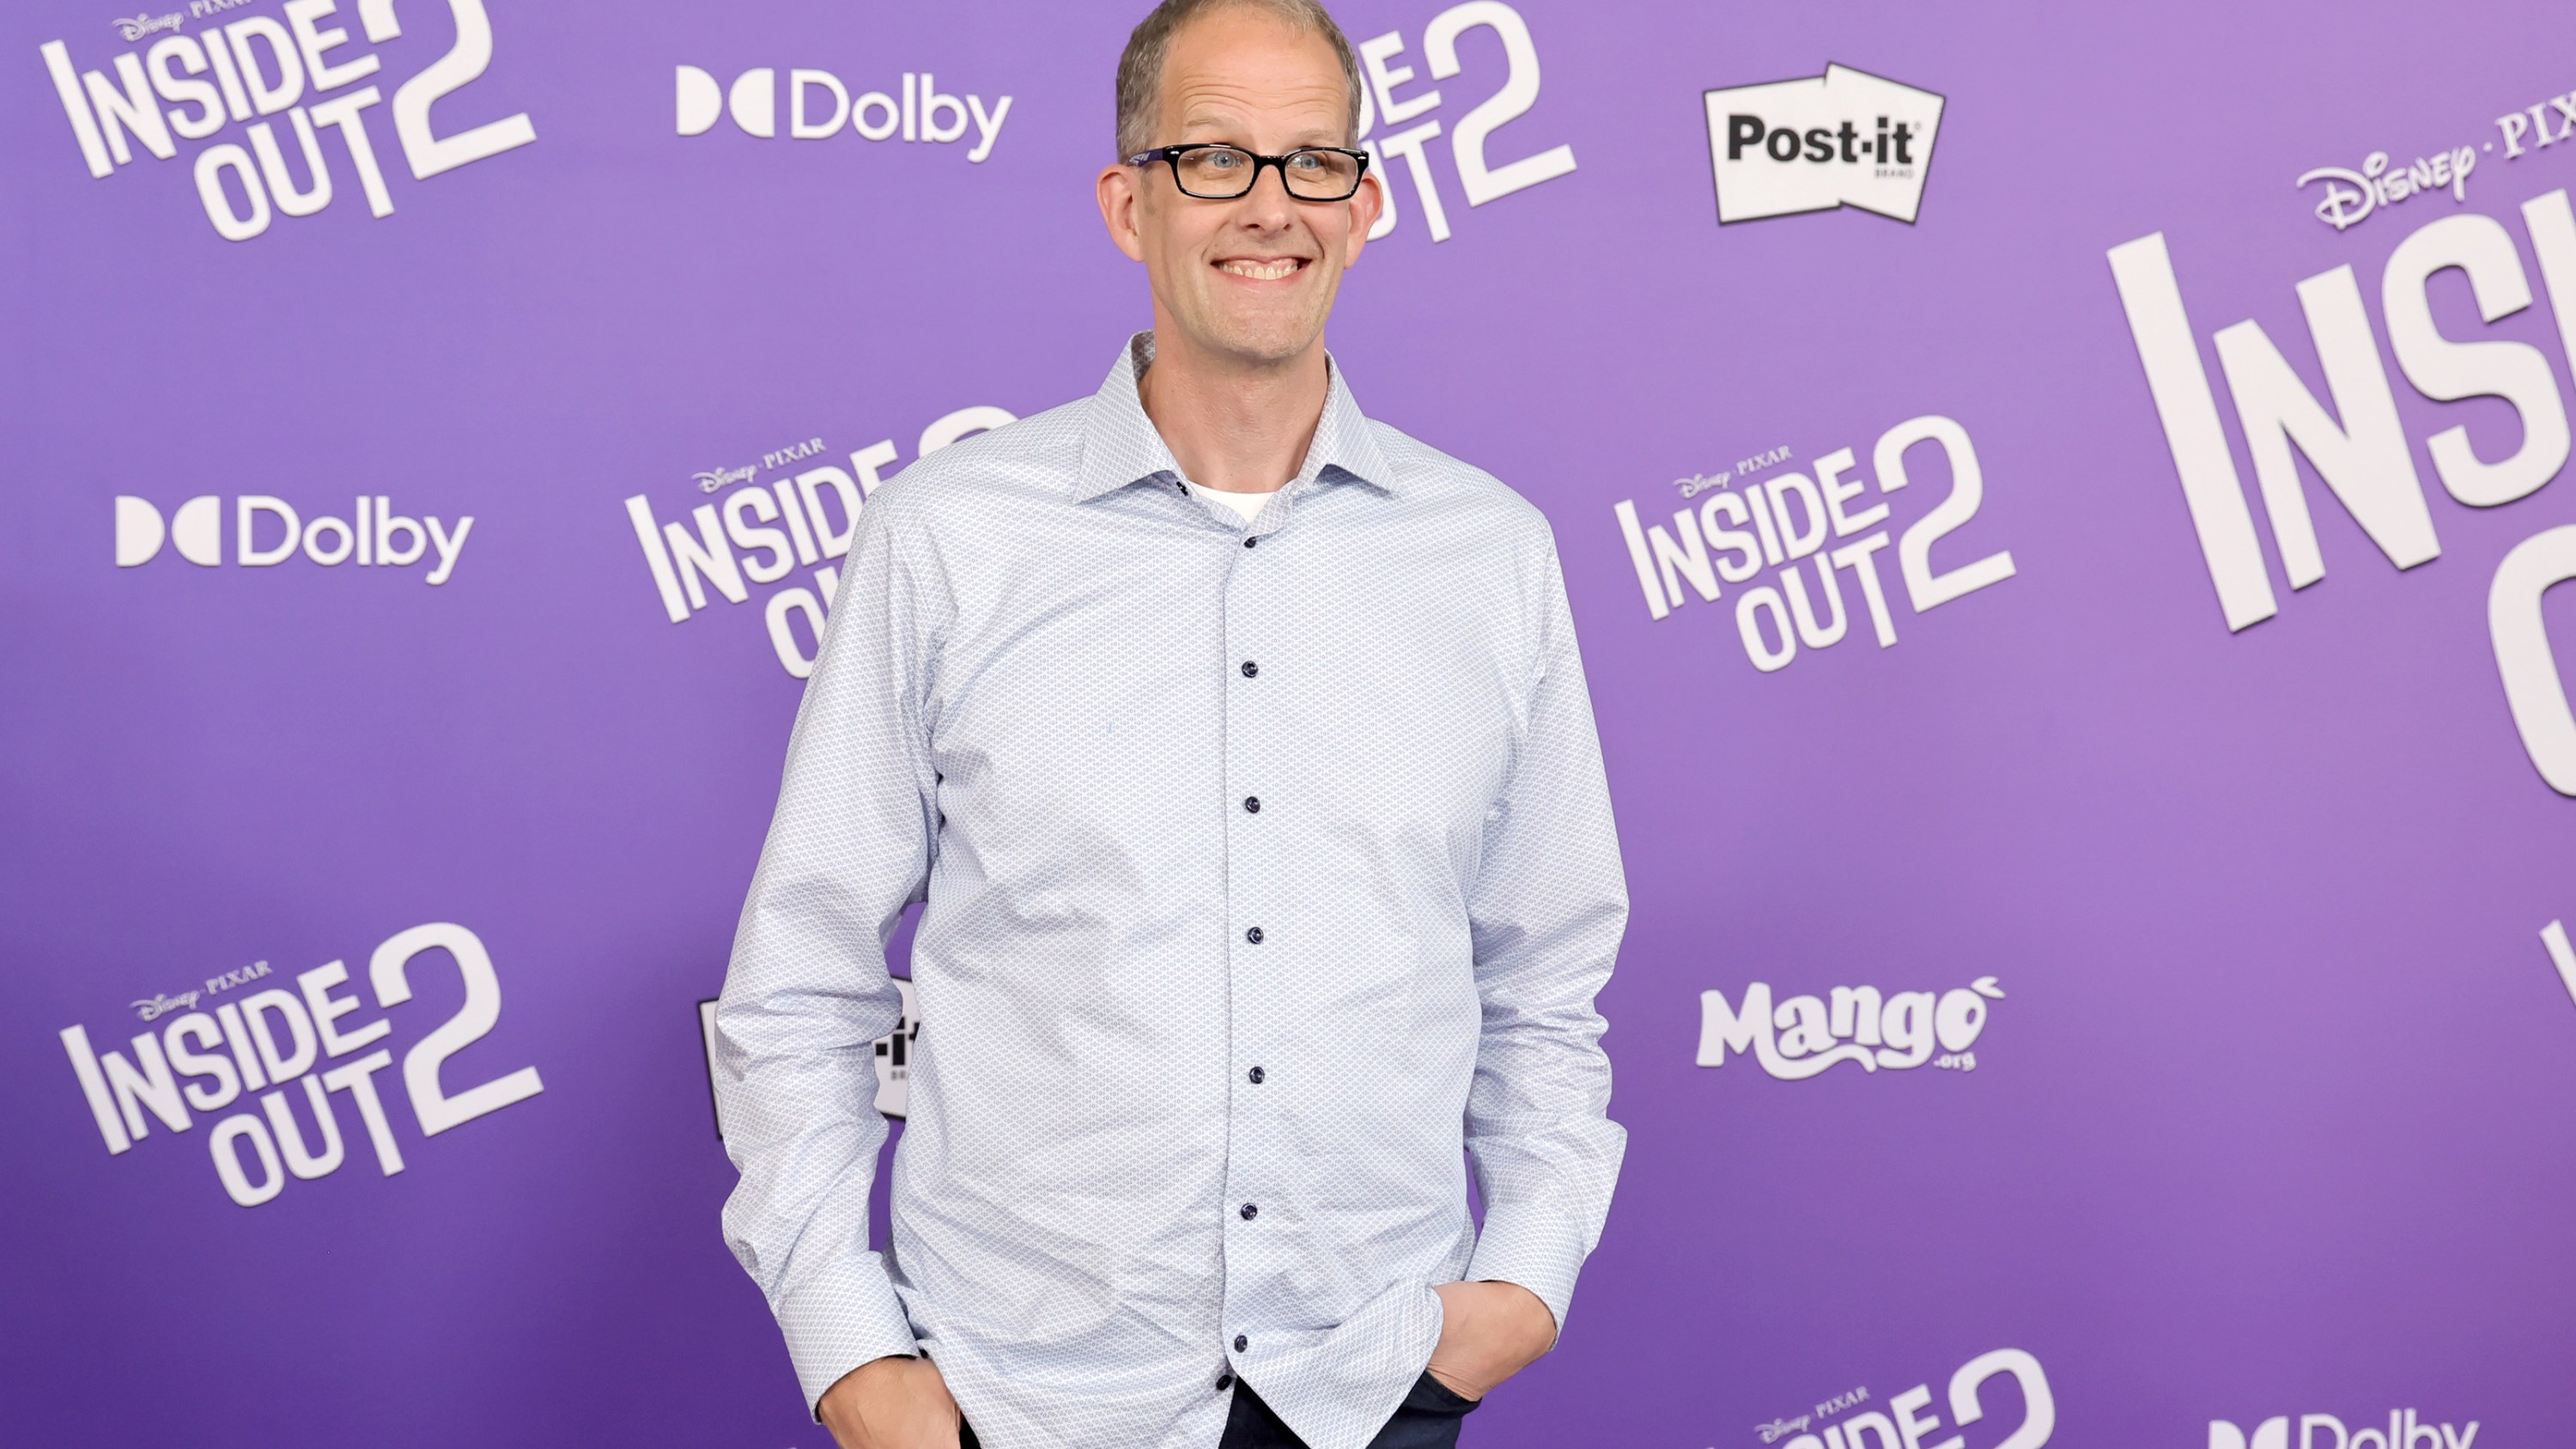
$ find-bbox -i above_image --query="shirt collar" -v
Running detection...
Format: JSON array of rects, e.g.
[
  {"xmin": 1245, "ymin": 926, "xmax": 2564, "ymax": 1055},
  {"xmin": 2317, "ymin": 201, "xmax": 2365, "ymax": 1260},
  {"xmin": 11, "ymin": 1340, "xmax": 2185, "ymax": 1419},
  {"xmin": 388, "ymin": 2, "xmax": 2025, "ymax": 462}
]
[{"xmin": 1072, "ymin": 331, "xmax": 1397, "ymax": 502}]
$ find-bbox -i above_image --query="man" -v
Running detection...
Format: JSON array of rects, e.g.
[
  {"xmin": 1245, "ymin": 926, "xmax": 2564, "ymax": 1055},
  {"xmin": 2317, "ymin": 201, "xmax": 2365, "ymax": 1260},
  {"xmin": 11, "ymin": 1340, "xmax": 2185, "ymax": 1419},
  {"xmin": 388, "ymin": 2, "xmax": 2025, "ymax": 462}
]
[{"xmin": 712, "ymin": 3, "xmax": 1626, "ymax": 1446}]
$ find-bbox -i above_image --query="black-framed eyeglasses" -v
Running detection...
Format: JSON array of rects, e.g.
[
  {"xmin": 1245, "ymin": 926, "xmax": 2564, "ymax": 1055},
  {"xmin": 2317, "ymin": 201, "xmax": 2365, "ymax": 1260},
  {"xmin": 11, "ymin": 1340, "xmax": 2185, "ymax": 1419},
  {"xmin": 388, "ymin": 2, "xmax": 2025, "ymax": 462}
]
[{"xmin": 1126, "ymin": 143, "xmax": 1371, "ymax": 201}]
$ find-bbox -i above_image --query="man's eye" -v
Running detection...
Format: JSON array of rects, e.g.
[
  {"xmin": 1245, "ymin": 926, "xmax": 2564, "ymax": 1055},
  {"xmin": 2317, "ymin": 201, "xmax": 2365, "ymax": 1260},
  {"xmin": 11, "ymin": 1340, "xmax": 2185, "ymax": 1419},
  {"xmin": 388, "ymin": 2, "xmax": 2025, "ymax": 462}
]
[
  {"xmin": 1203, "ymin": 150, "xmax": 1244, "ymax": 168},
  {"xmin": 1286, "ymin": 154, "xmax": 1322, "ymax": 171}
]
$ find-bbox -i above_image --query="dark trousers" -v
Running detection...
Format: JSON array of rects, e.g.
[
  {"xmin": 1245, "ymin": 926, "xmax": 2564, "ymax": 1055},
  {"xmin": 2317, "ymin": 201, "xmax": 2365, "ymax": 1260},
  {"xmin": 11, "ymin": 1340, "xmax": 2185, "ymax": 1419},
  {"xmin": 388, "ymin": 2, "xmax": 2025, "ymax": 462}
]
[{"xmin": 958, "ymin": 1369, "xmax": 1479, "ymax": 1448}]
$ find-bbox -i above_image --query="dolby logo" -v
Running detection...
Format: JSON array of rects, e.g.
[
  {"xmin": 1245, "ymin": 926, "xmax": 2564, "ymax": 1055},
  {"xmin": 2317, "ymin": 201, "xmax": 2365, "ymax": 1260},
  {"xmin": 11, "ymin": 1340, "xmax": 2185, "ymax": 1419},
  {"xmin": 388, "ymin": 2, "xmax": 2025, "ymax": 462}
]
[
  {"xmin": 674, "ymin": 64, "xmax": 1012, "ymax": 161},
  {"xmin": 114, "ymin": 496, "xmax": 475, "ymax": 584},
  {"xmin": 2210, "ymin": 1409, "xmax": 2481, "ymax": 1449}
]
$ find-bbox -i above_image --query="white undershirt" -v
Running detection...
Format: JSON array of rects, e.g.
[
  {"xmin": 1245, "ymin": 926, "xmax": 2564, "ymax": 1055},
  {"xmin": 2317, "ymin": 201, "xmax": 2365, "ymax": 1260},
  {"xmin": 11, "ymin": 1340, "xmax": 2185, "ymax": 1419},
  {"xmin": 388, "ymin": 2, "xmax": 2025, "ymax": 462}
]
[{"xmin": 1181, "ymin": 476, "xmax": 1278, "ymax": 526}]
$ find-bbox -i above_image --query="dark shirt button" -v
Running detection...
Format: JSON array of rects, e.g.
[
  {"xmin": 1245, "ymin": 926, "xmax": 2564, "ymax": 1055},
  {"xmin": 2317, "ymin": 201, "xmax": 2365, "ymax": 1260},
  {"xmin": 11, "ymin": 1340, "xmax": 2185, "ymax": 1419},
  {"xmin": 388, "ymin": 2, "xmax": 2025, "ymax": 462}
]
[
  {"xmin": 1239, "ymin": 1202, "xmax": 1258, "ymax": 1221},
  {"xmin": 1234, "ymin": 1334, "xmax": 1249, "ymax": 1353},
  {"xmin": 1248, "ymin": 1065, "xmax": 1264, "ymax": 1084},
  {"xmin": 1243, "ymin": 795, "xmax": 1261, "ymax": 813},
  {"xmin": 1217, "ymin": 1373, "xmax": 1235, "ymax": 1391},
  {"xmin": 1244, "ymin": 535, "xmax": 1258, "ymax": 548},
  {"xmin": 1240, "ymin": 660, "xmax": 1258, "ymax": 678},
  {"xmin": 1244, "ymin": 926, "xmax": 1263, "ymax": 945}
]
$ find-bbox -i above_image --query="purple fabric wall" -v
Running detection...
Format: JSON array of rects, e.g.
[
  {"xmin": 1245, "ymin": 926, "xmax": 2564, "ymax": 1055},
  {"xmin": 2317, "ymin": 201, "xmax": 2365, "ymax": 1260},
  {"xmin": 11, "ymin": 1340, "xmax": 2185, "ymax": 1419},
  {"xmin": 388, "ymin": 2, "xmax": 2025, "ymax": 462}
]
[{"xmin": 7, "ymin": 3, "xmax": 2573, "ymax": 1446}]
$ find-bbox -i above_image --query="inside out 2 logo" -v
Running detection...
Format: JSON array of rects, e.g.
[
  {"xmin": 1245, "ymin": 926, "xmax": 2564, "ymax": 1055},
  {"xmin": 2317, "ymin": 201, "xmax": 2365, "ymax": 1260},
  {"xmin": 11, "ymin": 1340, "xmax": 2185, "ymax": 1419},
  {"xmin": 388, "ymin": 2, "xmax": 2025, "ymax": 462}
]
[
  {"xmin": 59, "ymin": 922, "xmax": 544, "ymax": 1209},
  {"xmin": 625, "ymin": 404, "xmax": 1013, "ymax": 679},
  {"xmin": 1757, "ymin": 1348, "xmax": 2055, "ymax": 1449},
  {"xmin": 1702, "ymin": 64, "xmax": 1944, "ymax": 224},
  {"xmin": 40, "ymin": 0, "xmax": 539, "ymax": 243}
]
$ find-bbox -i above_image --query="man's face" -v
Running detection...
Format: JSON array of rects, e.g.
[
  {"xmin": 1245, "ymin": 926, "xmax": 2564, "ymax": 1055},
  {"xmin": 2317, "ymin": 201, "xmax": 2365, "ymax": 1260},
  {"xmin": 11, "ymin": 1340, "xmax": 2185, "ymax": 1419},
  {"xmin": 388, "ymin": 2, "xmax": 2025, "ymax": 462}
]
[{"xmin": 1098, "ymin": 9, "xmax": 1382, "ymax": 368}]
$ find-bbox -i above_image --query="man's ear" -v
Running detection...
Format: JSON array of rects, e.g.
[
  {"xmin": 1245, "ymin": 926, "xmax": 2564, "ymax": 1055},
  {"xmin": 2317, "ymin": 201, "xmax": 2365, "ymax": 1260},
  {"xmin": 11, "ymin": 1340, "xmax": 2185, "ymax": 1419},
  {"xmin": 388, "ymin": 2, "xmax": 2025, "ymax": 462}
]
[
  {"xmin": 1098, "ymin": 164, "xmax": 1146, "ymax": 263},
  {"xmin": 1340, "ymin": 170, "xmax": 1385, "ymax": 266}
]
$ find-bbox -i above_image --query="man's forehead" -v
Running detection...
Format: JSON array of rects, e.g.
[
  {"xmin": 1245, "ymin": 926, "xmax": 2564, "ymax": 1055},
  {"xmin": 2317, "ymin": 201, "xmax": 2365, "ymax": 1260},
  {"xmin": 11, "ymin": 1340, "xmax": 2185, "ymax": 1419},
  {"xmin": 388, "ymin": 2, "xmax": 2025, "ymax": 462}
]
[
  {"xmin": 1170, "ymin": 92, "xmax": 1346, "ymax": 145},
  {"xmin": 1163, "ymin": 74, "xmax": 1348, "ymax": 144},
  {"xmin": 1157, "ymin": 10, "xmax": 1349, "ymax": 131}
]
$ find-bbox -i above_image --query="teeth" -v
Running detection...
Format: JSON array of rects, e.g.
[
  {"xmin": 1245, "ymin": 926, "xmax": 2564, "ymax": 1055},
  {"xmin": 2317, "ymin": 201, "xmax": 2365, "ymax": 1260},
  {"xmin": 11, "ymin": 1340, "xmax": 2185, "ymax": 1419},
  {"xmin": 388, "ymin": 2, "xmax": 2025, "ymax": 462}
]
[{"xmin": 1220, "ymin": 259, "xmax": 1301, "ymax": 280}]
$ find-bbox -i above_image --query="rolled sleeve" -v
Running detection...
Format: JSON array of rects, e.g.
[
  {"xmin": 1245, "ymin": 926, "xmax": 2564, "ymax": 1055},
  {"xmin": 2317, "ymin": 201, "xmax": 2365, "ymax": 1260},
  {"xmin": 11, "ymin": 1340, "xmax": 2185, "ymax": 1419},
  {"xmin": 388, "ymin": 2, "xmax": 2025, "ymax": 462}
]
[
  {"xmin": 1463, "ymin": 1199, "xmax": 1590, "ymax": 1338},
  {"xmin": 775, "ymin": 1257, "xmax": 920, "ymax": 1415}
]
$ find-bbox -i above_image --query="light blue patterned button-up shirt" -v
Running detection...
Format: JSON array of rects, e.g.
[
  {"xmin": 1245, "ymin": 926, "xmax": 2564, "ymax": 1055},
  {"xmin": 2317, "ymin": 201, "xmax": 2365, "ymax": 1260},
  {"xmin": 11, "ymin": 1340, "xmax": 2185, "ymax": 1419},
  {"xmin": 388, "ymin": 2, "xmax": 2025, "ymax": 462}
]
[{"xmin": 714, "ymin": 334, "xmax": 1628, "ymax": 1449}]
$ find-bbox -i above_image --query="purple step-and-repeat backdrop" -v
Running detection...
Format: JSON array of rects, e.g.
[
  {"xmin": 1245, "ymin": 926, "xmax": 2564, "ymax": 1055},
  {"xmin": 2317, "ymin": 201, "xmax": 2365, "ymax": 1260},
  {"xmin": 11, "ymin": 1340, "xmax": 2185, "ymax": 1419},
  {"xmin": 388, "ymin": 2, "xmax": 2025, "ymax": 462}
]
[{"xmin": 8, "ymin": 2, "xmax": 2576, "ymax": 1446}]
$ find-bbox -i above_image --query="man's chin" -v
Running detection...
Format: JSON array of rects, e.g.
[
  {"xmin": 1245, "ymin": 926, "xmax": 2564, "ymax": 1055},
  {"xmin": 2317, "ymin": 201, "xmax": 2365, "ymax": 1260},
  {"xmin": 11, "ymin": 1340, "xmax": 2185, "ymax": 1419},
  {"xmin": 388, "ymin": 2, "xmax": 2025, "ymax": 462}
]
[{"xmin": 1177, "ymin": 313, "xmax": 1327, "ymax": 369}]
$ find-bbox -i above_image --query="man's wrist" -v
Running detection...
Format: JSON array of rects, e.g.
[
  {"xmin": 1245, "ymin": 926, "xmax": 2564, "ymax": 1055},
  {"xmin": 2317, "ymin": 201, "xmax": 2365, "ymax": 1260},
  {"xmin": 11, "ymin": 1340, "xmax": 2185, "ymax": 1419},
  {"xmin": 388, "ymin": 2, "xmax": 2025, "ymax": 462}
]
[
  {"xmin": 1477, "ymin": 1280, "xmax": 1558, "ymax": 1356},
  {"xmin": 1461, "ymin": 1204, "xmax": 1583, "ymax": 1349},
  {"xmin": 817, "ymin": 1353, "xmax": 918, "ymax": 1419}
]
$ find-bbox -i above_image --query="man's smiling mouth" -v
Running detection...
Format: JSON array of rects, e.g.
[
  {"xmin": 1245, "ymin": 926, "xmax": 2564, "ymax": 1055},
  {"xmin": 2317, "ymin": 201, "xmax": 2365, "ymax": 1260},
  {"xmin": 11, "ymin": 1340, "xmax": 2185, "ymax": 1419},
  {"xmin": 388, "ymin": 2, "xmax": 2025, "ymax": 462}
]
[{"xmin": 1217, "ymin": 258, "xmax": 1306, "ymax": 280}]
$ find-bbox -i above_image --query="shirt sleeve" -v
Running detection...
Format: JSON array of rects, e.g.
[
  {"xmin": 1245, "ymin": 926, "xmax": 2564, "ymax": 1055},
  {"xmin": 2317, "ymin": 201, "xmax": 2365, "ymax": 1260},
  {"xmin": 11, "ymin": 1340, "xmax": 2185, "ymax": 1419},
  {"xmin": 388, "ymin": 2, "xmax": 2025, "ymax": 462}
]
[
  {"xmin": 713, "ymin": 496, "xmax": 940, "ymax": 1416},
  {"xmin": 1461, "ymin": 535, "xmax": 1630, "ymax": 1346}
]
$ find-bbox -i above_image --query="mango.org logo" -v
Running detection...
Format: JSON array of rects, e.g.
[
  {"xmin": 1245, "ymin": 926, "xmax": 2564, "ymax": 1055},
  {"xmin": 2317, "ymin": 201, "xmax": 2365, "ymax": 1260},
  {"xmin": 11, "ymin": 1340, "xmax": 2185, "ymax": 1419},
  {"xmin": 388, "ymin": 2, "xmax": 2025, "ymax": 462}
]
[
  {"xmin": 673, "ymin": 64, "xmax": 1011, "ymax": 161},
  {"xmin": 115, "ymin": 495, "xmax": 472, "ymax": 583},
  {"xmin": 1697, "ymin": 977, "xmax": 2001, "ymax": 1080},
  {"xmin": 2210, "ymin": 1410, "xmax": 2478, "ymax": 1449},
  {"xmin": 1701, "ymin": 64, "xmax": 1943, "ymax": 224}
]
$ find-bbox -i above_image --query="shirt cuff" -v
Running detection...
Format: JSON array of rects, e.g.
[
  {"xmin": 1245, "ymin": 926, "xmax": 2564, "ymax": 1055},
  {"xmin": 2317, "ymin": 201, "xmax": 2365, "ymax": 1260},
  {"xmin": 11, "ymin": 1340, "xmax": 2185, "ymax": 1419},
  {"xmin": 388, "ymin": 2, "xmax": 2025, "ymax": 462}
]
[
  {"xmin": 776, "ymin": 1255, "xmax": 922, "ymax": 1419},
  {"xmin": 1463, "ymin": 1202, "xmax": 1588, "ymax": 1350}
]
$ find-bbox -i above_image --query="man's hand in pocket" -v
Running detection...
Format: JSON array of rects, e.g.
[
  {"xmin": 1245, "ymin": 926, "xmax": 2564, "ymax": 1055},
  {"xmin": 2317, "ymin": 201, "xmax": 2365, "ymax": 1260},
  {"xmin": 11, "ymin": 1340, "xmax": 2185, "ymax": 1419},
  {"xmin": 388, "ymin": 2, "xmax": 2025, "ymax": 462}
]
[{"xmin": 1425, "ymin": 1280, "xmax": 1558, "ymax": 1402}]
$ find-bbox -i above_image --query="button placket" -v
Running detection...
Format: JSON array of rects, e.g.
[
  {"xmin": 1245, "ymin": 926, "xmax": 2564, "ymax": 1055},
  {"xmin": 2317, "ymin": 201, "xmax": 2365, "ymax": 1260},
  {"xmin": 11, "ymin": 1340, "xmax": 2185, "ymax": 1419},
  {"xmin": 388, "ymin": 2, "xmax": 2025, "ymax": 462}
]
[{"xmin": 1220, "ymin": 516, "xmax": 1274, "ymax": 1364}]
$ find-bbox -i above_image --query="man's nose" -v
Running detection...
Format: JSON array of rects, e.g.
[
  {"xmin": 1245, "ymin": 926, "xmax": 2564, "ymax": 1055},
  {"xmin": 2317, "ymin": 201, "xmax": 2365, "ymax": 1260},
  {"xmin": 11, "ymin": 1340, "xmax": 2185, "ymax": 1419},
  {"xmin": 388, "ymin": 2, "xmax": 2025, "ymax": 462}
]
[{"xmin": 1232, "ymin": 161, "xmax": 1298, "ymax": 226}]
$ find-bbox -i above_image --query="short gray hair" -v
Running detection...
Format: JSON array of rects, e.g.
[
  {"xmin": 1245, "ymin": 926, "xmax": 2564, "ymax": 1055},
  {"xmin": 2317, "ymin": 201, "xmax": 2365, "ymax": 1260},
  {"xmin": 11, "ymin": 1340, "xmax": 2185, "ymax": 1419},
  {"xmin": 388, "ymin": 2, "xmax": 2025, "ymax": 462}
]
[{"xmin": 1115, "ymin": 0, "xmax": 1363, "ymax": 161}]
